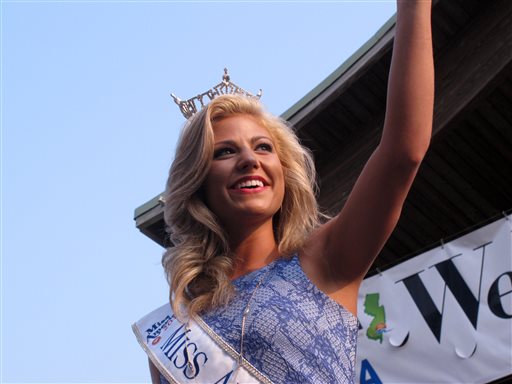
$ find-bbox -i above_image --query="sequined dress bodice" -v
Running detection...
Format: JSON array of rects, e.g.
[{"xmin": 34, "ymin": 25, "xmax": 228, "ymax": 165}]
[{"xmin": 161, "ymin": 255, "xmax": 358, "ymax": 384}]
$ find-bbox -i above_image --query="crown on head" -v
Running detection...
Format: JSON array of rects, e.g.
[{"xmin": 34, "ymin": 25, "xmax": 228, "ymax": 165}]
[{"xmin": 171, "ymin": 68, "xmax": 262, "ymax": 119}]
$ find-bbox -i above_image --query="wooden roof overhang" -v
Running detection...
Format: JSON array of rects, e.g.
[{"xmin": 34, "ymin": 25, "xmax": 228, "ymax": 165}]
[
  {"xmin": 134, "ymin": 0, "xmax": 512, "ymax": 275},
  {"xmin": 282, "ymin": 0, "xmax": 512, "ymax": 273}
]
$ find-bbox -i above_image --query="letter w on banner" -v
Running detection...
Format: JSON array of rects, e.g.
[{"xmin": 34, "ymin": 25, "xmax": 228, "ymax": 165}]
[{"xmin": 356, "ymin": 216, "xmax": 512, "ymax": 384}]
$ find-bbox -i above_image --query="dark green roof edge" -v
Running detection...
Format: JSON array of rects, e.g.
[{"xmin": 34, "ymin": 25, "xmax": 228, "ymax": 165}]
[
  {"xmin": 280, "ymin": 13, "xmax": 397, "ymax": 121},
  {"xmin": 134, "ymin": 13, "xmax": 397, "ymax": 221},
  {"xmin": 134, "ymin": 193, "xmax": 163, "ymax": 220}
]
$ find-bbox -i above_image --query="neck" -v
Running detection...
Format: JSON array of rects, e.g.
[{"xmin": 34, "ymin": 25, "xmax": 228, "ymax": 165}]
[{"xmin": 227, "ymin": 219, "xmax": 279, "ymax": 279}]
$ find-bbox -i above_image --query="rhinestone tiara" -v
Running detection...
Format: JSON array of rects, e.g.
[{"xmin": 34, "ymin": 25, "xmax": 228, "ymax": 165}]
[{"xmin": 171, "ymin": 68, "xmax": 262, "ymax": 119}]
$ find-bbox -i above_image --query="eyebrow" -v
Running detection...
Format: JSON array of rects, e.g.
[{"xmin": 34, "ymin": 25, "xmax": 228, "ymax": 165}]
[{"xmin": 213, "ymin": 136, "xmax": 273, "ymax": 146}]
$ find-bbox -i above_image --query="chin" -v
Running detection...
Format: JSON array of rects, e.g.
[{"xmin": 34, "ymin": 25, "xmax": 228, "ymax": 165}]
[{"xmin": 226, "ymin": 206, "xmax": 278, "ymax": 222}]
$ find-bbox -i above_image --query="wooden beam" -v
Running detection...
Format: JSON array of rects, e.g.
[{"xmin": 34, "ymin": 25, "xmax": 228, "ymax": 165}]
[
  {"xmin": 316, "ymin": 0, "xmax": 512, "ymax": 215},
  {"xmin": 433, "ymin": 0, "xmax": 512, "ymax": 138},
  {"xmin": 286, "ymin": 21, "xmax": 396, "ymax": 130}
]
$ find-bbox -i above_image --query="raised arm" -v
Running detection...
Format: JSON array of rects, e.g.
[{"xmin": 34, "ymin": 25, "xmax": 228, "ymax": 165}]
[
  {"xmin": 381, "ymin": 0, "xmax": 434, "ymax": 160},
  {"xmin": 302, "ymin": 0, "xmax": 434, "ymax": 314}
]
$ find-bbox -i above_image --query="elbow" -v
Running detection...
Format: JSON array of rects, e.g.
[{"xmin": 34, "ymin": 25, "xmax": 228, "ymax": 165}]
[
  {"xmin": 378, "ymin": 142, "xmax": 430, "ymax": 171},
  {"xmin": 399, "ymin": 150, "xmax": 428, "ymax": 175},
  {"xmin": 387, "ymin": 152, "xmax": 426, "ymax": 183},
  {"xmin": 404, "ymin": 147, "xmax": 428, "ymax": 168},
  {"xmin": 376, "ymin": 148, "xmax": 428, "ymax": 184}
]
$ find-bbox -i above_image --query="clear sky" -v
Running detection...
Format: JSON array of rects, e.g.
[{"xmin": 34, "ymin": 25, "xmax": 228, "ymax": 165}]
[{"xmin": 1, "ymin": 1, "xmax": 395, "ymax": 382}]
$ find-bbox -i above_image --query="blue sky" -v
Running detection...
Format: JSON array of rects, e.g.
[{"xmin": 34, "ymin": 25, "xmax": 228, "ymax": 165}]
[{"xmin": 1, "ymin": 1, "xmax": 395, "ymax": 382}]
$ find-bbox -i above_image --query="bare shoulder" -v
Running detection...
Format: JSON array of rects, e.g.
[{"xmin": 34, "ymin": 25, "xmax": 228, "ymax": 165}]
[{"xmin": 299, "ymin": 221, "xmax": 361, "ymax": 316}]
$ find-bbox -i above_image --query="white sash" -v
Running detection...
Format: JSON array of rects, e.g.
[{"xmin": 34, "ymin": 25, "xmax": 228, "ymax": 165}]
[{"xmin": 132, "ymin": 303, "xmax": 273, "ymax": 384}]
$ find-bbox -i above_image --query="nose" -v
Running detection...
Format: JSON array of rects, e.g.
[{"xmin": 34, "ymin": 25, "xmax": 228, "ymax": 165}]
[{"xmin": 237, "ymin": 148, "xmax": 259, "ymax": 171}]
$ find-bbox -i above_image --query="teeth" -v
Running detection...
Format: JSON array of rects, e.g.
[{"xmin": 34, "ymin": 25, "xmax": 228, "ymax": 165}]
[{"xmin": 236, "ymin": 179, "xmax": 264, "ymax": 189}]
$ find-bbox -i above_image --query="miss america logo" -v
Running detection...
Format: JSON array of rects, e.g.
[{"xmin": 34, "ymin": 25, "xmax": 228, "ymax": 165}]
[{"xmin": 145, "ymin": 315, "xmax": 174, "ymax": 345}]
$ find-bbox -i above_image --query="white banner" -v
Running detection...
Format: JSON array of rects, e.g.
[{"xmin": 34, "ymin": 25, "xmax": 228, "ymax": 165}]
[
  {"xmin": 133, "ymin": 304, "xmax": 271, "ymax": 384},
  {"xmin": 356, "ymin": 216, "xmax": 512, "ymax": 384}
]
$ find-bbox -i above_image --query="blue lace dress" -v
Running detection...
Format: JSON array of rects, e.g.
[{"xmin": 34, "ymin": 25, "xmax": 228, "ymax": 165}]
[{"xmin": 161, "ymin": 255, "xmax": 358, "ymax": 384}]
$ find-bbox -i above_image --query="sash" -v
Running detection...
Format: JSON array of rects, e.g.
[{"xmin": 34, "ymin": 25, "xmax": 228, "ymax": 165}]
[{"xmin": 132, "ymin": 303, "xmax": 273, "ymax": 384}]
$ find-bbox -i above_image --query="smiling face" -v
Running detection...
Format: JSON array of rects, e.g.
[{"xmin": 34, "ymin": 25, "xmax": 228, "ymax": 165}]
[{"xmin": 203, "ymin": 114, "xmax": 285, "ymax": 231}]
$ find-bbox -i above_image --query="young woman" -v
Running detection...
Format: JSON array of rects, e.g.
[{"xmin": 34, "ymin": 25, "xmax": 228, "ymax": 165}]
[{"xmin": 134, "ymin": 1, "xmax": 434, "ymax": 383}]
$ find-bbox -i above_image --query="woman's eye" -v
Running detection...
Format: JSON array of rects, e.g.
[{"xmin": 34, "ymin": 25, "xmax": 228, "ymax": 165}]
[
  {"xmin": 213, "ymin": 148, "xmax": 235, "ymax": 158},
  {"xmin": 257, "ymin": 143, "xmax": 273, "ymax": 152}
]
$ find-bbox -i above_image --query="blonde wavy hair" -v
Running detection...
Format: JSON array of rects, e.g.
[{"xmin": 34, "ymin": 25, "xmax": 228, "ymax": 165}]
[{"xmin": 162, "ymin": 94, "xmax": 320, "ymax": 320}]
